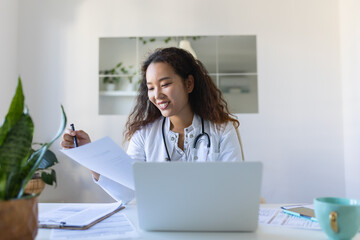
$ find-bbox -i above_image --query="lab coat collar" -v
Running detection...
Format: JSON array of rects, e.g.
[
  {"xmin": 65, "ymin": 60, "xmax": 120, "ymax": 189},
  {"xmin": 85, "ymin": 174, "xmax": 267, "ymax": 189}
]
[
  {"xmin": 165, "ymin": 114, "xmax": 201, "ymax": 133},
  {"xmin": 186, "ymin": 114, "xmax": 201, "ymax": 133},
  {"xmin": 164, "ymin": 114, "xmax": 203, "ymax": 159}
]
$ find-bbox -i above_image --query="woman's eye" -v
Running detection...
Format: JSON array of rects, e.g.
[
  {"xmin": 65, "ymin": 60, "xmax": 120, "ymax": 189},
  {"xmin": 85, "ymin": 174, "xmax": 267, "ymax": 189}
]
[
  {"xmin": 147, "ymin": 87, "xmax": 154, "ymax": 91},
  {"xmin": 161, "ymin": 83, "xmax": 170, "ymax": 87}
]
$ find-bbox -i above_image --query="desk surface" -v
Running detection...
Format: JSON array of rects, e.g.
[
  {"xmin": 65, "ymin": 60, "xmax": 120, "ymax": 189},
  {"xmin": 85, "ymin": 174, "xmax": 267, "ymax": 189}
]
[{"xmin": 36, "ymin": 203, "xmax": 360, "ymax": 240}]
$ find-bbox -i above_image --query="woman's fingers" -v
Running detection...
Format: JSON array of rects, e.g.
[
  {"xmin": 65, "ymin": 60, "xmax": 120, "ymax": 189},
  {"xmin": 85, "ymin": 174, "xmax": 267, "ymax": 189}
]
[
  {"xmin": 61, "ymin": 139, "xmax": 74, "ymax": 148},
  {"xmin": 61, "ymin": 134, "xmax": 75, "ymax": 148},
  {"xmin": 61, "ymin": 129, "xmax": 78, "ymax": 148},
  {"xmin": 64, "ymin": 128, "xmax": 74, "ymax": 135},
  {"xmin": 60, "ymin": 129, "xmax": 91, "ymax": 148},
  {"xmin": 73, "ymin": 130, "xmax": 91, "ymax": 145},
  {"xmin": 75, "ymin": 130, "xmax": 91, "ymax": 141},
  {"xmin": 62, "ymin": 133, "xmax": 74, "ymax": 141}
]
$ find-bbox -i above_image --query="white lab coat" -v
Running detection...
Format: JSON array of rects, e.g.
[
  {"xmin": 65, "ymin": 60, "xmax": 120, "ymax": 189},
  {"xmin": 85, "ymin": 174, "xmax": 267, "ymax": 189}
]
[{"xmin": 95, "ymin": 114, "xmax": 242, "ymax": 203}]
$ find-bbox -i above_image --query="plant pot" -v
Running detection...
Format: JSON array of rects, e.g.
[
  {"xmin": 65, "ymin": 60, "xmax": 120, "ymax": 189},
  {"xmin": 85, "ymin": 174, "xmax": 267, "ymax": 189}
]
[
  {"xmin": 25, "ymin": 177, "xmax": 45, "ymax": 195},
  {"xmin": 119, "ymin": 80, "xmax": 135, "ymax": 91},
  {"xmin": 105, "ymin": 83, "xmax": 116, "ymax": 91},
  {"xmin": 0, "ymin": 196, "xmax": 38, "ymax": 240}
]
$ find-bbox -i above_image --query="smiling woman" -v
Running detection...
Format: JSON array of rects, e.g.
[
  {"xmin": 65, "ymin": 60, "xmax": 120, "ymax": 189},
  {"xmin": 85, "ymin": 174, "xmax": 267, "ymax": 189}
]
[
  {"xmin": 62, "ymin": 47, "xmax": 244, "ymax": 204},
  {"xmin": 146, "ymin": 62, "xmax": 194, "ymax": 119},
  {"xmin": 146, "ymin": 62, "xmax": 195, "ymax": 141},
  {"xmin": 125, "ymin": 47, "xmax": 239, "ymax": 145},
  {"xmin": 145, "ymin": 62, "xmax": 195, "ymax": 151}
]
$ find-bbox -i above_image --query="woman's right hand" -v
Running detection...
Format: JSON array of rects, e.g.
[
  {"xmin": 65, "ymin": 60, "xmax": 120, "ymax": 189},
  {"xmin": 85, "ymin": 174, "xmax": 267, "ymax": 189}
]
[
  {"xmin": 61, "ymin": 129, "xmax": 100, "ymax": 180},
  {"xmin": 61, "ymin": 129, "xmax": 91, "ymax": 149}
]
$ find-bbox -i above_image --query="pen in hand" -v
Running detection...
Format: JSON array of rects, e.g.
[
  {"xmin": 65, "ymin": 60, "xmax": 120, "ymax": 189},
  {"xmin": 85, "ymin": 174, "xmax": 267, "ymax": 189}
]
[{"xmin": 70, "ymin": 123, "xmax": 79, "ymax": 147}]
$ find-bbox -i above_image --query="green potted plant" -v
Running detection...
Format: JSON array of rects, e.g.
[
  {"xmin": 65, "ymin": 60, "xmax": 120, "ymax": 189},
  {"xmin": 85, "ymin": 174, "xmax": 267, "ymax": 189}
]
[
  {"xmin": 100, "ymin": 62, "xmax": 138, "ymax": 91},
  {"xmin": 24, "ymin": 145, "xmax": 59, "ymax": 195},
  {"xmin": 118, "ymin": 64, "xmax": 138, "ymax": 91},
  {"xmin": 99, "ymin": 62, "xmax": 122, "ymax": 91},
  {"xmin": 0, "ymin": 78, "xmax": 66, "ymax": 239}
]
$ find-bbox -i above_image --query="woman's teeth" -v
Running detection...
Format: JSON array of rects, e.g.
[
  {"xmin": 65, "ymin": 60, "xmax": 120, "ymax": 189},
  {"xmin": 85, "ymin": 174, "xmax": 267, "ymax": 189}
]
[{"xmin": 159, "ymin": 102, "xmax": 169, "ymax": 110}]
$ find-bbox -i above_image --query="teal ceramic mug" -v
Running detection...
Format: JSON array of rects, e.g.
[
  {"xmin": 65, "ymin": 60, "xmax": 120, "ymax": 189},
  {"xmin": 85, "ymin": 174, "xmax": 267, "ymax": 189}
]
[{"xmin": 314, "ymin": 197, "xmax": 360, "ymax": 240}]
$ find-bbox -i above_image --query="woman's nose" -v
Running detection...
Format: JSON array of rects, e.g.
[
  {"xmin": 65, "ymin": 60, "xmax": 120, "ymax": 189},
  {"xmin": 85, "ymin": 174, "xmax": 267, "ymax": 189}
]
[{"xmin": 154, "ymin": 88, "xmax": 164, "ymax": 99}]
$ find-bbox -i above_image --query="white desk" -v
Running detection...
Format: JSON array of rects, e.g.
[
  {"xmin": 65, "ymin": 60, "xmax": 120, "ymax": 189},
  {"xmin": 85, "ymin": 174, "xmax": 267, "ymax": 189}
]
[{"xmin": 36, "ymin": 203, "xmax": 360, "ymax": 240}]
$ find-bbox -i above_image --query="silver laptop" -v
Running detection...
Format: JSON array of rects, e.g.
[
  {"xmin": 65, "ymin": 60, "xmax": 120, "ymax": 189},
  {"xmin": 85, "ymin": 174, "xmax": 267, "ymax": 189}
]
[{"xmin": 133, "ymin": 161, "xmax": 263, "ymax": 231}]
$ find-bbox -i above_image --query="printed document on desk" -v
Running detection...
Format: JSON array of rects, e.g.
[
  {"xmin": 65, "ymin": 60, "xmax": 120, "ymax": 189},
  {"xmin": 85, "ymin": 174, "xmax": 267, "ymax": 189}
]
[
  {"xmin": 61, "ymin": 137, "xmax": 135, "ymax": 190},
  {"xmin": 259, "ymin": 207, "xmax": 320, "ymax": 230},
  {"xmin": 39, "ymin": 202, "xmax": 124, "ymax": 229},
  {"xmin": 50, "ymin": 212, "xmax": 138, "ymax": 239}
]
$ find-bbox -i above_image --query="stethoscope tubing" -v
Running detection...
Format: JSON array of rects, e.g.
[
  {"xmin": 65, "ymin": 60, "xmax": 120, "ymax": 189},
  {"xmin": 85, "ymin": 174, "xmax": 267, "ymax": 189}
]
[{"xmin": 162, "ymin": 117, "xmax": 210, "ymax": 161}]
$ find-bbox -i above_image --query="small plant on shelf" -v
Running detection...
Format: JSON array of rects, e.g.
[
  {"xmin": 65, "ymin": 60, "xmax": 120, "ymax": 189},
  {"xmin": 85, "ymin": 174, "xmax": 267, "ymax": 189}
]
[
  {"xmin": 99, "ymin": 62, "xmax": 122, "ymax": 85},
  {"xmin": 118, "ymin": 65, "xmax": 137, "ymax": 84},
  {"xmin": 99, "ymin": 62, "xmax": 138, "ymax": 91}
]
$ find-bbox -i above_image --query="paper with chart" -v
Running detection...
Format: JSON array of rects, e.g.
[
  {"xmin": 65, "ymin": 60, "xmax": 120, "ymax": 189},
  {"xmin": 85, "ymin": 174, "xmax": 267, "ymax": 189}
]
[
  {"xmin": 259, "ymin": 207, "xmax": 320, "ymax": 230},
  {"xmin": 61, "ymin": 137, "xmax": 135, "ymax": 190}
]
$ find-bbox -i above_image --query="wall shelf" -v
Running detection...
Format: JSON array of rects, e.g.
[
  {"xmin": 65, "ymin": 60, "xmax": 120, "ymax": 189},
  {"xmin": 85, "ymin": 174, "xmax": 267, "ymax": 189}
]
[
  {"xmin": 209, "ymin": 73, "xmax": 257, "ymax": 77},
  {"xmin": 99, "ymin": 91, "xmax": 138, "ymax": 97},
  {"xmin": 99, "ymin": 35, "xmax": 258, "ymax": 114}
]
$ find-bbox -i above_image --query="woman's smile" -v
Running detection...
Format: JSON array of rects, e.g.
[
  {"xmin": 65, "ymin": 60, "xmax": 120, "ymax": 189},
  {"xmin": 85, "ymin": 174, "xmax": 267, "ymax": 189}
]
[{"xmin": 157, "ymin": 101, "xmax": 170, "ymax": 110}]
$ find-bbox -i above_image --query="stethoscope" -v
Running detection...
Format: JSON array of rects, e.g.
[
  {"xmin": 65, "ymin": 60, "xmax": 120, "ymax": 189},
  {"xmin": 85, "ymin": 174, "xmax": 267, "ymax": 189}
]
[{"xmin": 162, "ymin": 117, "xmax": 210, "ymax": 161}]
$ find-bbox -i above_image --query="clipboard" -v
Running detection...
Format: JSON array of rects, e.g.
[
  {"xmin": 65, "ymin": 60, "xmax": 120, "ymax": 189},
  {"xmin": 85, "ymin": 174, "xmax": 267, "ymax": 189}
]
[{"xmin": 39, "ymin": 202, "xmax": 125, "ymax": 230}]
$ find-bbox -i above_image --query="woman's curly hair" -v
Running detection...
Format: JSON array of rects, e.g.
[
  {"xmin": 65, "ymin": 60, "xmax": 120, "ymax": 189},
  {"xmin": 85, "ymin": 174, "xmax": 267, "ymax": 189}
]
[{"xmin": 124, "ymin": 47, "xmax": 239, "ymax": 141}]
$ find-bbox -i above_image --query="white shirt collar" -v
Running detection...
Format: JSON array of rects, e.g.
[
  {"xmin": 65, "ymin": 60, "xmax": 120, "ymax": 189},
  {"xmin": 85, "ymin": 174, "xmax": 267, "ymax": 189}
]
[
  {"xmin": 163, "ymin": 114, "xmax": 203, "ymax": 159},
  {"xmin": 164, "ymin": 114, "xmax": 202, "ymax": 134}
]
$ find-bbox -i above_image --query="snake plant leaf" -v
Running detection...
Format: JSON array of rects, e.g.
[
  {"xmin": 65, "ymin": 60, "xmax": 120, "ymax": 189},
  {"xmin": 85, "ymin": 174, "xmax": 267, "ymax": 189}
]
[
  {"xmin": 0, "ymin": 113, "xmax": 33, "ymax": 199},
  {"xmin": 0, "ymin": 112, "xmax": 33, "ymax": 199},
  {"xmin": 6, "ymin": 170, "xmax": 26, "ymax": 199},
  {"xmin": 0, "ymin": 78, "xmax": 67, "ymax": 200},
  {"xmin": 0, "ymin": 77, "xmax": 24, "ymax": 146},
  {"xmin": 49, "ymin": 105, "xmax": 67, "ymax": 146},
  {"xmin": 16, "ymin": 105, "xmax": 66, "ymax": 198},
  {"xmin": 0, "ymin": 113, "xmax": 33, "ymax": 172},
  {"xmin": 0, "ymin": 173, "xmax": 7, "ymax": 199}
]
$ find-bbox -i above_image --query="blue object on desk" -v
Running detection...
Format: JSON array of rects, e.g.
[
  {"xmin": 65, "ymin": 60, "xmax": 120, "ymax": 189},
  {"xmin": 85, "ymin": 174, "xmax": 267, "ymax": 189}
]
[
  {"xmin": 282, "ymin": 209, "xmax": 318, "ymax": 222},
  {"xmin": 281, "ymin": 206, "xmax": 318, "ymax": 222}
]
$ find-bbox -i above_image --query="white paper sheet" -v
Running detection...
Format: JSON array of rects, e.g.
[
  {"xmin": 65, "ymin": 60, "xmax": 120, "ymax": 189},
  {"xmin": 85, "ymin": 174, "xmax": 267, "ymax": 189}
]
[
  {"xmin": 50, "ymin": 213, "xmax": 138, "ymax": 239},
  {"xmin": 61, "ymin": 137, "xmax": 135, "ymax": 190},
  {"xmin": 259, "ymin": 208, "xmax": 321, "ymax": 230}
]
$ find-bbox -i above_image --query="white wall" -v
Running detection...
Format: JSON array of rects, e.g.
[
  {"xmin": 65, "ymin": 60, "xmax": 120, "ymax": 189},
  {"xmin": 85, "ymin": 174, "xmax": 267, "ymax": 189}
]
[
  {"xmin": 0, "ymin": 0, "xmax": 18, "ymax": 117},
  {"xmin": 13, "ymin": 0, "xmax": 345, "ymax": 203},
  {"xmin": 340, "ymin": 0, "xmax": 360, "ymax": 199}
]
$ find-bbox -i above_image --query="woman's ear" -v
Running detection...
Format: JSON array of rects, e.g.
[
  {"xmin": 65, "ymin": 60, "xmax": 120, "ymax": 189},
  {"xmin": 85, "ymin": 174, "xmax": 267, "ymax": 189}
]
[{"xmin": 185, "ymin": 75, "xmax": 194, "ymax": 93}]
